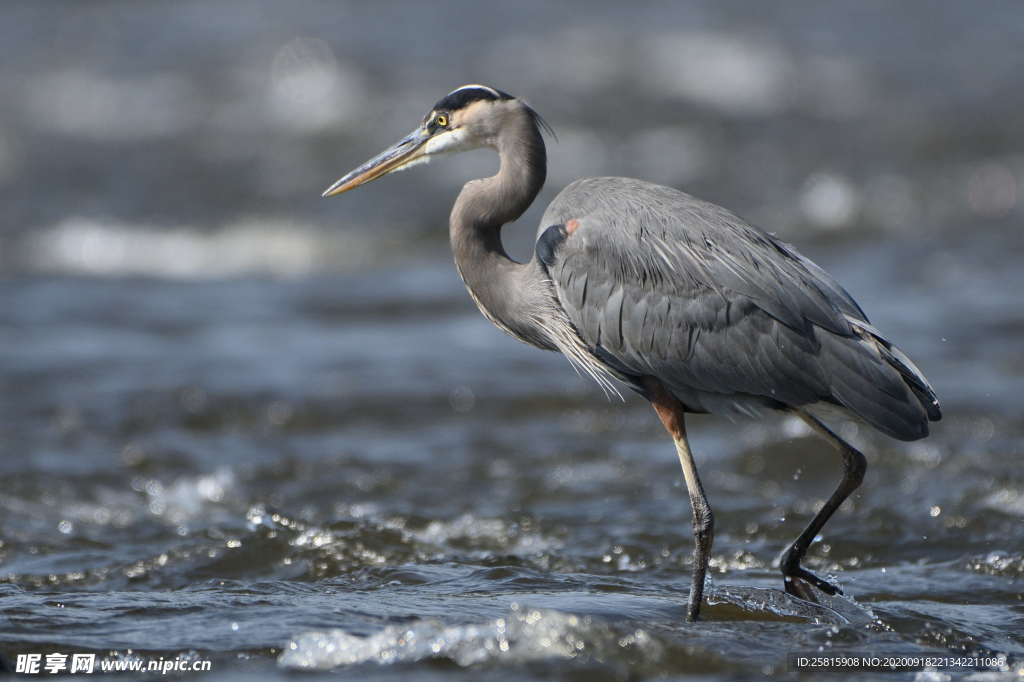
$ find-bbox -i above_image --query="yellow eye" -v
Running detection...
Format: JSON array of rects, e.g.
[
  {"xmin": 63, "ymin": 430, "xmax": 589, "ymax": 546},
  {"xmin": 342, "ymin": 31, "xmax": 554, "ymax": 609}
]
[{"xmin": 435, "ymin": 114, "xmax": 448, "ymax": 127}]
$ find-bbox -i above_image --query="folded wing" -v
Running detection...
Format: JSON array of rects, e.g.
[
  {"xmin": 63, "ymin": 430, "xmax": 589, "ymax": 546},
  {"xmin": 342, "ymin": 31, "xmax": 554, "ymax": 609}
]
[{"xmin": 536, "ymin": 177, "xmax": 940, "ymax": 441}]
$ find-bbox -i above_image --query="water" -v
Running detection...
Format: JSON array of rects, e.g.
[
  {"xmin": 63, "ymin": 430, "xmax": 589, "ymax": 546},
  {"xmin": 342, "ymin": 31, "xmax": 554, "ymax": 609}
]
[
  {"xmin": 2, "ymin": 239, "xmax": 1023, "ymax": 679},
  {"xmin": 2, "ymin": 1, "xmax": 1024, "ymax": 679}
]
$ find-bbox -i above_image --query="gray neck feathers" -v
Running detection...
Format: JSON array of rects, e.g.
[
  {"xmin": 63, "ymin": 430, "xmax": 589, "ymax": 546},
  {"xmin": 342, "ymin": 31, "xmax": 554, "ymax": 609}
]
[
  {"xmin": 447, "ymin": 103, "xmax": 619, "ymax": 393},
  {"xmin": 449, "ymin": 104, "xmax": 551, "ymax": 347},
  {"xmin": 450, "ymin": 103, "xmax": 546, "ymax": 254}
]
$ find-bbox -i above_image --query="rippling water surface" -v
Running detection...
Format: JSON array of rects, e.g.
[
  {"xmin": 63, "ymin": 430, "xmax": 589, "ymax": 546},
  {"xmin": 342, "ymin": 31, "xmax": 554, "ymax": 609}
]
[{"xmin": 2, "ymin": 233, "xmax": 1023, "ymax": 679}]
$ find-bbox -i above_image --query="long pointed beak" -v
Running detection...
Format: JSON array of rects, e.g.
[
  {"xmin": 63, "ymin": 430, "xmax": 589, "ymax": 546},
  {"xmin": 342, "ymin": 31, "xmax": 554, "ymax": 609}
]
[{"xmin": 323, "ymin": 127, "xmax": 431, "ymax": 197}]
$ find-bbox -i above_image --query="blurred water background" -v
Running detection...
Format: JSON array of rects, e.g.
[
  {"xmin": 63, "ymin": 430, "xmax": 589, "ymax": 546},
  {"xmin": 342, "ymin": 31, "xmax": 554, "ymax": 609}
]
[{"xmin": 1, "ymin": 1, "xmax": 1023, "ymax": 679}]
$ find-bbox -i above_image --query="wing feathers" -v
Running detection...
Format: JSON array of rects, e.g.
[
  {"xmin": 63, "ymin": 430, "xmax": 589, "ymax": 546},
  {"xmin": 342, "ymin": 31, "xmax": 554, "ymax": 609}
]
[{"xmin": 536, "ymin": 177, "xmax": 940, "ymax": 440}]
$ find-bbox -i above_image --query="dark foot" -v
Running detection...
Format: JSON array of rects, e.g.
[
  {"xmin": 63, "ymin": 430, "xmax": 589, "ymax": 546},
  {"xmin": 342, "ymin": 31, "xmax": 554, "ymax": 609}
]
[
  {"xmin": 784, "ymin": 575, "xmax": 818, "ymax": 602},
  {"xmin": 783, "ymin": 566, "xmax": 841, "ymax": 601}
]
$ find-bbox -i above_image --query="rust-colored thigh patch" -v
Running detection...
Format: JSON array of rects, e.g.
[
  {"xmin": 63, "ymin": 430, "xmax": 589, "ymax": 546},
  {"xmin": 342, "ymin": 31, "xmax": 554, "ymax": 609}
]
[
  {"xmin": 565, "ymin": 219, "xmax": 579, "ymax": 235},
  {"xmin": 646, "ymin": 378, "xmax": 687, "ymax": 441}
]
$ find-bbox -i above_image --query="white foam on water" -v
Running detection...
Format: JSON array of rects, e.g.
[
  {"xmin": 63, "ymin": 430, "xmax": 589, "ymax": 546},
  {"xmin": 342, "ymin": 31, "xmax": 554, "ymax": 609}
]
[
  {"xmin": 21, "ymin": 218, "xmax": 376, "ymax": 279},
  {"xmin": 966, "ymin": 552, "xmax": 1024, "ymax": 577},
  {"xmin": 279, "ymin": 606, "xmax": 661, "ymax": 670},
  {"xmin": 404, "ymin": 514, "xmax": 560, "ymax": 557},
  {"xmin": 144, "ymin": 468, "xmax": 236, "ymax": 524}
]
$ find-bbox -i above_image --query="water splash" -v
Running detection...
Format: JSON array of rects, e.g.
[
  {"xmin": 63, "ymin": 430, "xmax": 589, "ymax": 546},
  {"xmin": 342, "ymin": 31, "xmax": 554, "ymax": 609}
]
[
  {"xmin": 966, "ymin": 552, "xmax": 1024, "ymax": 577},
  {"xmin": 704, "ymin": 582, "xmax": 877, "ymax": 626},
  {"xmin": 279, "ymin": 605, "xmax": 661, "ymax": 670}
]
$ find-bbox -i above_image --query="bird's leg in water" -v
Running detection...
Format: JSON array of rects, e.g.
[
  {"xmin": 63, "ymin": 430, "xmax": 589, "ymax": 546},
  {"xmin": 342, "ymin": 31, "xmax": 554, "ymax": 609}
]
[
  {"xmin": 781, "ymin": 411, "xmax": 867, "ymax": 602},
  {"xmin": 648, "ymin": 381, "xmax": 714, "ymax": 621}
]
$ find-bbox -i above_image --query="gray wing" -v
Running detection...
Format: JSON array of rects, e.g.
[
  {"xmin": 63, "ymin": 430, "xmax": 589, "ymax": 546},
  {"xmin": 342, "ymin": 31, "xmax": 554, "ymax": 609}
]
[{"xmin": 535, "ymin": 177, "xmax": 940, "ymax": 441}]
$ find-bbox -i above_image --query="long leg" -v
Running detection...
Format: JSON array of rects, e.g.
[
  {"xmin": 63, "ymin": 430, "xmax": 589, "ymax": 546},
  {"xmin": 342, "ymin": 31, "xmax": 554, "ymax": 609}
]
[
  {"xmin": 781, "ymin": 411, "xmax": 867, "ymax": 602},
  {"xmin": 648, "ymin": 382, "xmax": 714, "ymax": 621}
]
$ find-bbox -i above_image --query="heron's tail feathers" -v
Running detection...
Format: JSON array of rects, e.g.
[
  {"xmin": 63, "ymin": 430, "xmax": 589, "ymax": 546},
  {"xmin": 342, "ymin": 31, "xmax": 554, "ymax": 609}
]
[
  {"xmin": 818, "ymin": 319, "xmax": 940, "ymax": 442},
  {"xmin": 855, "ymin": 322, "xmax": 941, "ymax": 421}
]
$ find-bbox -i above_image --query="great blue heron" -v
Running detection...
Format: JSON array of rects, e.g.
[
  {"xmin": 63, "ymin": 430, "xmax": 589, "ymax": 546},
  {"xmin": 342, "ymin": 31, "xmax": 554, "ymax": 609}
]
[{"xmin": 323, "ymin": 85, "xmax": 941, "ymax": 621}]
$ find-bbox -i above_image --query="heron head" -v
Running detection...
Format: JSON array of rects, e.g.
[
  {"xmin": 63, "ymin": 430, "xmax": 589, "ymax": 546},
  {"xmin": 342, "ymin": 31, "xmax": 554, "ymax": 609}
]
[{"xmin": 323, "ymin": 85, "xmax": 548, "ymax": 197}]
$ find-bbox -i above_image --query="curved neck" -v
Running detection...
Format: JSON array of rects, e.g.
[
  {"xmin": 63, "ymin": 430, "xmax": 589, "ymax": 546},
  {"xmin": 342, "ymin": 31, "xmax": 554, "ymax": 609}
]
[
  {"xmin": 450, "ymin": 107, "xmax": 546, "ymax": 266},
  {"xmin": 449, "ymin": 105, "xmax": 548, "ymax": 345}
]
